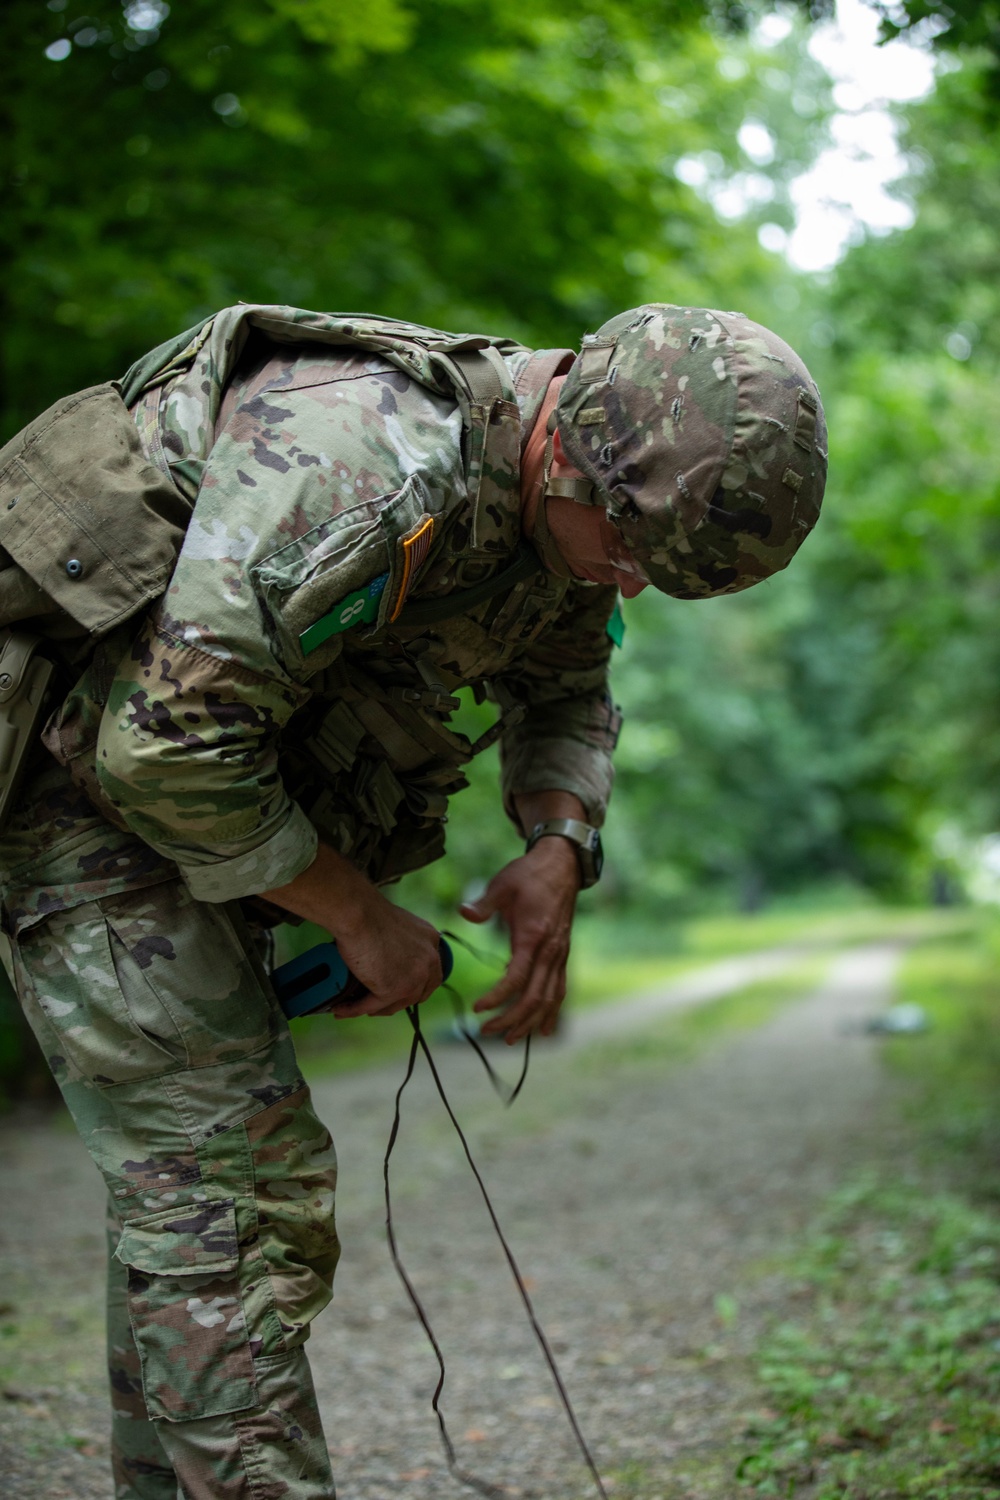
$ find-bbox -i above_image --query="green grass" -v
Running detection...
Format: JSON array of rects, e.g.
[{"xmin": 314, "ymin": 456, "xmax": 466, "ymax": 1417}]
[
  {"xmin": 0, "ymin": 1292, "xmax": 104, "ymax": 1391},
  {"xmin": 567, "ymin": 950, "xmax": 700, "ymax": 1006},
  {"xmin": 734, "ymin": 1178, "xmax": 1000, "ymax": 1498},
  {"xmin": 572, "ymin": 902, "xmax": 968, "ymax": 981},
  {"xmin": 884, "ymin": 919, "xmax": 1000, "ymax": 1183},
  {"xmin": 724, "ymin": 909, "xmax": 1000, "ymax": 1499}
]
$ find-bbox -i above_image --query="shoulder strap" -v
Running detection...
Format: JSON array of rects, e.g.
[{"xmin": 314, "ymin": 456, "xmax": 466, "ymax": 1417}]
[
  {"xmin": 513, "ymin": 349, "xmax": 576, "ymax": 459},
  {"xmin": 428, "ymin": 343, "xmax": 521, "ymax": 556},
  {"xmin": 119, "ymin": 315, "xmax": 216, "ymax": 408},
  {"xmin": 448, "ymin": 345, "xmax": 511, "ymax": 408}
]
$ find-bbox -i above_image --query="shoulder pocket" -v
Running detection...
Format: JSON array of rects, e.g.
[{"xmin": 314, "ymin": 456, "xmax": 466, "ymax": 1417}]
[{"xmin": 252, "ymin": 473, "xmax": 438, "ymax": 675}]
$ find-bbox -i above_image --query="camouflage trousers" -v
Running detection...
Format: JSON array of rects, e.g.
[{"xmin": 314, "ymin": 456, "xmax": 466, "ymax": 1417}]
[{"xmin": 8, "ymin": 862, "xmax": 342, "ymax": 1500}]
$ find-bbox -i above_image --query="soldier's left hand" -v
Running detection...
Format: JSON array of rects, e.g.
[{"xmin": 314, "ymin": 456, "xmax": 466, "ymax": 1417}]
[{"xmin": 461, "ymin": 839, "xmax": 580, "ymax": 1043}]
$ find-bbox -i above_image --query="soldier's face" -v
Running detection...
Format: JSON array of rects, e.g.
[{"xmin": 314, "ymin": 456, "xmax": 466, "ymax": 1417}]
[
  {"xmin": 544, "ymin": 424, "xmax": 649, "ymax": 595},
  {"xmin": 546, "ymin": 497, "xmax": 649, "ymax": 597}
]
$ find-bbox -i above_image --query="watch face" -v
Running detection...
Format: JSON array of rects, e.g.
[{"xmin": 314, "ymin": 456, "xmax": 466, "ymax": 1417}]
[{"xmin": 577, "ymin": 828, "xmax": 603, "ymax": 886}]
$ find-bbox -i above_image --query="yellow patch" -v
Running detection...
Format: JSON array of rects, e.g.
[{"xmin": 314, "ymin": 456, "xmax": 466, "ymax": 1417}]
[{"xmin": 390, "ymin": 515, "xmax": 435, "ymax": 622}]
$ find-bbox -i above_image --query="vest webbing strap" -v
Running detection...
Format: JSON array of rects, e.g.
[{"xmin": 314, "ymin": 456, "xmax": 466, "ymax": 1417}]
[
  {"xmin": 448, "ymin": 346, "xmax": 511, "ymax": 408},
  {"xmin": 392, "ymin": 544, "xmax": 543, "ymax": 630}
]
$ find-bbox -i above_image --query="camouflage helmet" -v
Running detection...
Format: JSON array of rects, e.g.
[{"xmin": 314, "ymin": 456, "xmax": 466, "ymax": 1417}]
[{"xmin": 554, "ymin": 304, "xmax": 828, "ymax": 599}]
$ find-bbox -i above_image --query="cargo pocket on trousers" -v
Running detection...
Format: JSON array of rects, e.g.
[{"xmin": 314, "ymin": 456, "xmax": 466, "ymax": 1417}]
[{"xmin": 115, "ymin": 1198, "xmax": 258, "ymax": 1421}]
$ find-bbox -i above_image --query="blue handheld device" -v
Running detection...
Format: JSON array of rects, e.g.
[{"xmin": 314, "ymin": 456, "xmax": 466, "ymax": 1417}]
[{"xmin": 272, "ymin": 937, "xmax": 454, "ymax": 1019}]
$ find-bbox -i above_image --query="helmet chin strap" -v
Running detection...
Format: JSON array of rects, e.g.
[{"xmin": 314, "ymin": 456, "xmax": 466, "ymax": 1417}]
[{"xmin": 531, "ymin": 413, "xmax": 600, "ymax": 580}]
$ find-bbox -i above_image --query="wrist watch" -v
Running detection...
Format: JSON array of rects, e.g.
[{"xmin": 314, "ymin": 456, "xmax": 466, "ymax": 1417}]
[{"xmin": 525, "ymin": 817, "xmax": 604, "ymax": 888}]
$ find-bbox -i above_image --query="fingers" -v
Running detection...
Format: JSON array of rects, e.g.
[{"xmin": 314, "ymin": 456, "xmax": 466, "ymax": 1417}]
[
  {"xmin": 458, "ymin": 890, "xmax": 498, "ymax": 925},
  {"xmin": 332, "ymin": 995, "xmax": 415, "ymax": 1020},
  {"xmin": 331, "ymin": 986, "xmax": 434, "ymax": 1020},
  {"xmin": 474, "ymin": 929, "xmax": 569, "ymax": 1044},
  {"xmin": 471, "ymin": 953, "xmax": 531, "ymax": 1017},
  {"xmin": 490, "ymin": 961, "xmax": 567, "ymax": 1044}
]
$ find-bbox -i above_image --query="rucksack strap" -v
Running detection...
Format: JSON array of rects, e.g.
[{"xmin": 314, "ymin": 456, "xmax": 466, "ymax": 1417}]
[
  {"xmin": 514, "ymin": 349, "xmax": 576, "ymax": 458},
  {"xmin": 449, "ymin": 345, "xmax": 512, "ymax": 409},
  {"xmin": 119, "ymin": 315, "xmax": 215, "ymax": 408},
  {"xmin": 393, "ymin": 542, "xmax": 542, "ymax": 630}
]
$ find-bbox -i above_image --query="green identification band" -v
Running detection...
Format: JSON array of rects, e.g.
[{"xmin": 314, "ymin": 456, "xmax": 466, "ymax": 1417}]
[
  {"xmin": 300, "ymin": 572, "xmax": 389, "ymax": 655},
  {"xmin": 606, "ymin": 602, "xmax": 625, "ymax": 648}
]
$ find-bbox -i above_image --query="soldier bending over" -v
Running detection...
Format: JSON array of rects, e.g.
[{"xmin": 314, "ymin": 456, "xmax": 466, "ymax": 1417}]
[{"xmin": 0, "ymin": 302, "xmax": 826, "ymax": 1498}]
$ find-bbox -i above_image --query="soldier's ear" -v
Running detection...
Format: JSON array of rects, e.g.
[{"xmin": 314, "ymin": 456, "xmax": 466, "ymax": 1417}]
[{"xmin": 550, "ymin": 426, "xmax": 585, "ymax": 476}]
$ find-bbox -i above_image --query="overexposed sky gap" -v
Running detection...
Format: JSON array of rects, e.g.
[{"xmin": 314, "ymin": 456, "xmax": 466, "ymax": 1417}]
[{"xmin": 770, "ymin": 0, "xmax": 935, "ymax": 271}]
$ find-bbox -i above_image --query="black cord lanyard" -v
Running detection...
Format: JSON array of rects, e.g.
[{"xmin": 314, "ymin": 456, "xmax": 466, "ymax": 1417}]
[{"xmin": 381, "ymin": 942, "xmax": 609, "ymax": 1500}]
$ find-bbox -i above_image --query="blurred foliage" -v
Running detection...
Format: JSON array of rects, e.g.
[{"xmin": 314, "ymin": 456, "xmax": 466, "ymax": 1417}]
[
  {"xmin": 1, "ymin": 0, "xmax": 828, "ymax": 438},
  {"xmin": 820, "ymin": 56, "xmax": 1000, "ymax": 849},
  {"xmin": 832, "ymin": 63, "xmax": 1000, "ymax": 362}
]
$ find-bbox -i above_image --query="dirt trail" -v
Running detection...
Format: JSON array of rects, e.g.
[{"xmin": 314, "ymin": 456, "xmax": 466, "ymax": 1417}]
[{"xmin": 0, "ymin": 943, "xmax": 902, "ymax": 1499}]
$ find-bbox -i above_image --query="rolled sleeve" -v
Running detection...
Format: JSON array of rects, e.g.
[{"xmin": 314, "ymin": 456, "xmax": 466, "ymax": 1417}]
[
  {"xmin": 97, "ymin": 619, "xmax": 313, "ymax": 901},
  {"xmin": 181, "ymin": 799, "xmax": 318, "ymax": 903},
  {"xmin": 500, "ymin": 729, "xmax": 616, "ymax": 828}
]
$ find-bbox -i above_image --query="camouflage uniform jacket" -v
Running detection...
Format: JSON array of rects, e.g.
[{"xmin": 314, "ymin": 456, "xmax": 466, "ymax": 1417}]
[{"xmin": 34, "ymin": 307, "xmax": 622, "ymax": 910}]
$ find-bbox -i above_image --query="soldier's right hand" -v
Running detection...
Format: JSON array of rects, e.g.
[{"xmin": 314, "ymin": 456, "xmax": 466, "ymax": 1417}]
[
  {"xmin": 262, "ymin": 840, "xmax": 444, "ymax": 1016},
  {"xmin": 328, "ymin": 893, "xmax": 444, "ymax": 1018}
]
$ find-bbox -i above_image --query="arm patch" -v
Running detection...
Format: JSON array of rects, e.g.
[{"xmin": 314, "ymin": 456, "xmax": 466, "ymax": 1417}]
[{"xmin": 299, "ymin": 572, "xmax": 389, "ymax": 655}]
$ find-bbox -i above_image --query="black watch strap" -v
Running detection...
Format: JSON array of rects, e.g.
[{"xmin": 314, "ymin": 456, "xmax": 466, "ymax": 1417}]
[{"xmin": 525, "ymin": 817, "xmax": 603, "ymax": 888}]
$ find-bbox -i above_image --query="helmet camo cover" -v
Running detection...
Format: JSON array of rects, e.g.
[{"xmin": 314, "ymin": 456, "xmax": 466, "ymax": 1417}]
[{"xmin": 556, "ymin": 304, "xmax": 828, "ymax": 599}]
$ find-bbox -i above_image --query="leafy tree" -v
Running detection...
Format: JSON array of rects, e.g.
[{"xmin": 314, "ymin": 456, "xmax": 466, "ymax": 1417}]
[
  {"xmin": 831, "ymin": 62, "xmax": 1000, "ymax": 365},
  {"xmin": 1, "ymin": 0, "xmax": 816, "ymax": 438}
]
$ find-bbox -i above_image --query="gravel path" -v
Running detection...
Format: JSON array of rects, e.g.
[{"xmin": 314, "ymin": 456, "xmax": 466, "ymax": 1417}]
[{"xmin": 0, "ymin": 943, "xmax": 902, "ymax": 1498}]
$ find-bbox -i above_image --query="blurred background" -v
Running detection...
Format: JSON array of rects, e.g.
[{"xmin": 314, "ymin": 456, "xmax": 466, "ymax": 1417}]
[{"xmin": 2, "ymin": 0, "xmax": 999, "ymax": 1092}]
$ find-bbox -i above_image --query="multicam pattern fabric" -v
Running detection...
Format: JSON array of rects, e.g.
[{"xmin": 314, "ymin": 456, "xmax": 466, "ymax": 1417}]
[
  {"xmin": 0, "ymin": 758, "xmax": 178, "ymax": 934},
  {"xmin": 123, "ymin": 303, "xmax": 533, "ymax": 567},
  {"xmin": 10, "ymin": 877, "xmax": 340, "ymax": 1497},
  {"xmin": 0, "ymin": 309, "xmax": 621, "ymax": 1496},
  {"xmin": 76, "ymin": 328, "xmax": 620, "ymax": 906},
  {"xmin": 557, "ymin": 303, "xmax": 828, "ymax": 599}
]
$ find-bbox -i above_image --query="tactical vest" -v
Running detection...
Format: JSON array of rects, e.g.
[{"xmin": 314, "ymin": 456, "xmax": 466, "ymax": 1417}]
[{"xmin": 0, "ymin": 305, "xmax": 574, "ymax": 870}]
